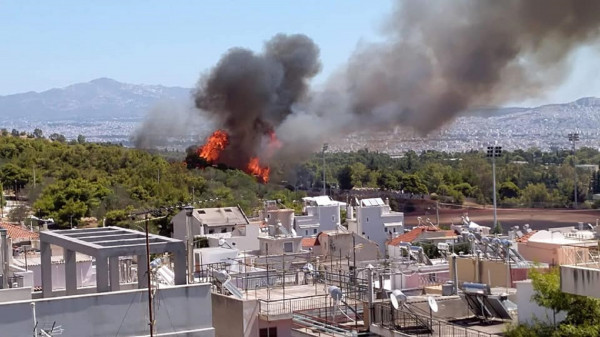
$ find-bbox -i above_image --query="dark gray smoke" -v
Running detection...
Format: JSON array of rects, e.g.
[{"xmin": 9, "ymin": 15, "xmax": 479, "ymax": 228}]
[
  {"xmin": 194, "ymin": 34, "xmax": 320, "ymax": 168},
  {"xmin": 277, "ymin": 0, "xmax": 600, "ymax": 154},
  {"xmin": 142, "ymin": 0, "xmax": 600, "ymax": 168}
]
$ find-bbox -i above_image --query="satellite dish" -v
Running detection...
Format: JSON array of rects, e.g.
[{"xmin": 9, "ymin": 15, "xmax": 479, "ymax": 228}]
[
  {"xmin": 328, "ymin": 286, "xmax": 343, "ymax": 302},
  {"xmin": 389, "ymin": 289, "xmax": 406, "ymax": 310},
  {"xmin": 218, "ymin": 238, "xmax": 226, "ymax": 246},
  {"xmin": 304, "ymin": 263, "xmax": 314, "ymax": 272},
  {"xmin": 427, "ymin": 296, "xmax": 439, "ymax": 313}
]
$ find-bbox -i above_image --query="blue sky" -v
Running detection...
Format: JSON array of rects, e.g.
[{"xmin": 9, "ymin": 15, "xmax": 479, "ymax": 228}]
[{"xmin": 1, "ymin": 0, "xmax": 599, "ymax": 106}]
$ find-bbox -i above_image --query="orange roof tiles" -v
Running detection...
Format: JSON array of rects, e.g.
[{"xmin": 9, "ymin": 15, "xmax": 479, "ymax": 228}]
[
  {"xmin": 387, "ymin": 226, "xmax": 454, "ymax": 246},
  {"xmin": 301, "ymin": 237, "xmax": 320, "ymax": 247},
  {"xmin": 0, "ymin": 222, "xmax": 39, "ymax": 241}
]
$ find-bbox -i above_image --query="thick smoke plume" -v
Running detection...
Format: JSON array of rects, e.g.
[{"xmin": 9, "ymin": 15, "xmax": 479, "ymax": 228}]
[
  {"xmin": 194, "ymin": 34, "xmax": 320, "ymax": 168},
  {"xmin": 140, "ymin": 0, "xmax": 600, "ymax": 169}
]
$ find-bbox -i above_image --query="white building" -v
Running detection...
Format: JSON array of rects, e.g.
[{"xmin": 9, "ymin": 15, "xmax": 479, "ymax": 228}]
[
  {"xmin": 347, "ymin": 198, "xmax": 404, "ymax": 255},
  {"xmin": 172, "ymin": 206, "xmax": 249, "ymax": 241},
  {"xmin": 294, "ymin": 196, "xmax": 345, "ymax": 237},
  {"xmin": 204, "ymin": 222, "xmax": 263, "ymax": 252},
  {"xmin": 258, "ymin": 208, "xmax": 304, "ymax": 255}
]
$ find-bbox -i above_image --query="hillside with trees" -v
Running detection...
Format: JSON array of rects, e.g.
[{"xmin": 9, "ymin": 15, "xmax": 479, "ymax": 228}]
[
  {"xmin": 0, "ymin": 131, "xmax": 303, "ymax": 232},
  {"xmin": 1, "ymin": 130, "xmax": 600, "ymax": 234}
]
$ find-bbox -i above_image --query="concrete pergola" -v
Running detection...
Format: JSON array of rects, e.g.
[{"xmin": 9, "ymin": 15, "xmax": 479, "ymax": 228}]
[{"xmin": 40, "ymin": 226, "xmax": 186, "ymax": 297}]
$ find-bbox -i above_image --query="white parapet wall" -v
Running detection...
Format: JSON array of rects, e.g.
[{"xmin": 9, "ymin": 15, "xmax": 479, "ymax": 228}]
[
  {"xmin": 560, "ymin": 264, "xmax": 600, "ymax": 298},
  {"xmin": 0, "ymin": 283, "xmax": 215, "ymax": 337}
]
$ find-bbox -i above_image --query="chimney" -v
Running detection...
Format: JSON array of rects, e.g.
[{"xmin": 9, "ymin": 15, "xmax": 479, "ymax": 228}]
[
  {"xmin": 385, "ymin": 198, "xmax": 390, "ymax": 206},
  {"xmin": 0, "ymin": 229, "xmax": 8, "ymax": 289},
  {"xmin": 346, "ymin": 205, "xmax": 354, "ymax": 220}
]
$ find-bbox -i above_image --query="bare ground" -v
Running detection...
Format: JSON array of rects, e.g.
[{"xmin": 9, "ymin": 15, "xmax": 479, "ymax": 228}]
[{"xmin": 405, "ymin": 206, "xmax": 600, "ymax": 231}]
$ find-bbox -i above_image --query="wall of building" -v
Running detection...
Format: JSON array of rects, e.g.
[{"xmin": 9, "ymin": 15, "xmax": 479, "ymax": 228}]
[
  {"xmin": 212, "ymin": 293, "xmax": 259, "ymax": 337},
  {"xmin": 0, "ymin": 283, "xmax": 215, "ymax": 337},
  {"xmin": 515, "ymin": 280, "xmax": 566, "ymax": 326},
  {"xmin": 560, "ymin": 264, "xmax": 600, "ymax": 298},
  {"xmin": 259, "ymin": 237, "xmax": 303, "ymax": 255},
  {"xmin": 206, "ymin": 224, "xmax": 261, "ymax": 252},
  {"xmin": 259, "ymin": 317, "xmax": 293, "ymax": 337},
  {"xmin": 316, "ymin": 205, "xmax": 340, "ymax": 232},
  {"xmin": 356, "ymin": 207, "xmax": 387, "ymax": 255},
  {"xmin": 0, "ymin": 287, "xmax": 31, "ymax": 303},
  {"xmin": 452, "ymin": 257, "xmax": 536, "ymax": 288},
  {"xmin": 319, "ymin": 233, "xmax": 379, "ymax": 263},
  {"xmin": 172, "ymin": 211, "xmax": 203, "ymax": 241},
  {"xmin": 517, "ymin": 241, "xmax": 558, "ymax": 265},
  {"xmin": 28, "ymin": 260, "xmax": 93, "ymax": 289},
  {"xmin": 295, "ymin": 205, "xmax": 341, "ymax": 238}
]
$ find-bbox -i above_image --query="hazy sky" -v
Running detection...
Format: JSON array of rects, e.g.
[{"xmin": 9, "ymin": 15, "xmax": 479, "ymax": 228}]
[{"xmin": 1, "ymin": 1, "xmax": 599, "ymax": 106}]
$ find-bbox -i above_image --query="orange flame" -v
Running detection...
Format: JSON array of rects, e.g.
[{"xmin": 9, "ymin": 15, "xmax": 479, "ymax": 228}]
[
  {"xmin": 198, "ymin": 129, "xmax": 229, "ymax": 162},
  {"xmin": 196, "ymin": 129, "xmax": 278, "ymax": 183},
  {"xmin": 246, "ymin": 157, "xmax": 270, "ymax": 183}
]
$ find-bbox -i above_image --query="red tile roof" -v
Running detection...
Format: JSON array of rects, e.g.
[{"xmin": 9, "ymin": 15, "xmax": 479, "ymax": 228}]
[
  {"xmin": 515, "ymin": 230, "xmax": 538, "ymax": 243},
  {"xmin": 387, "ymin": 226, "xmax": 454, "ymax": 246},
  {"xmin": 301, "ymin": 237, "xmax": 320, "ymax": 247},
  {"xmin": 0, "ymin": 222, "xmax": 39, "ymax": 241}
]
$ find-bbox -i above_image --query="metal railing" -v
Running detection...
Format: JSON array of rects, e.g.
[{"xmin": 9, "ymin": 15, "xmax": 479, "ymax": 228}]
[
  {"xmin": 258, "ymin": 294, "xmax": 362, "ymax": 317},
  {"xmin": 258, "ymin": 294, "xmax": 330, "ymax": 316},
  {"xmin": 373, "ymin": 302, "xmax": 498, "ymax": 337}
]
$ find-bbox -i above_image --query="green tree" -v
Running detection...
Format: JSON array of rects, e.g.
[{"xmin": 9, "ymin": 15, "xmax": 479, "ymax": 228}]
[
  {"xmin": 0, "ymin": 163, "xmax": 31, "ymax": 189},
  {"xmin": 49, "ymin": 133, "xmax": 66, "ymax": 142},
  {"xmin": 499, "ymin": 181, "xmax": 520, "ymax": 199},
  {"xmin": 506, "ymin": 268, "xmax": 600, "ymax": 337},
  {"xmin": 337, "ymin": 165, "xmax": 354, "ymax": 190},
  {"xmin": 77, "ymin": 134, "xmax": 86, "ymax": 144},
  {"xmin": 33, "ymin": 128, "xmax": 44, "ymax": 139},
  {"xmin": 8, "ymin": 204, "xmax": 29, "ymax": 224}
]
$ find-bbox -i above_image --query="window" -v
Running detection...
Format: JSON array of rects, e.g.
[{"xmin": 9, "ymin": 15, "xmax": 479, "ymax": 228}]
[
  {"xmin": 225, "ymin": 208, "xmax": 233, "ymax": 212},
  {"xmin": 198, "ymin": 210, "xmax": 206, "ymax": 214},
  {"xmin": 393, "ymin": 227, "xmax": 396, "ymax": 232},
  {"xmin": 332, "ymin": 215, "xmax": 335, "ymax": 221},
  {"xmin": 284, "ymin": 242, "xmax": 293, "ymax": 253},
  {"xmin": 208, "ymin": 229, "xmax": 214, "ymax": 234},
  {"xmin": 305, "ymin": 230, "xmax": 308, "ymax": 236},
  {"xmin": 366, "ymin": 217, "xmax": 369, "ymax": 222},
  {"xmin": 313, "ymin": 229, "xmax": 317, "ymax": 234},
  {"xmin": 260, "ymin": 327, "xmax": 277, "ymax": 337},
  {"xmin": 221, "ymin": 228, "xmax": 227, "ymax": 233}
]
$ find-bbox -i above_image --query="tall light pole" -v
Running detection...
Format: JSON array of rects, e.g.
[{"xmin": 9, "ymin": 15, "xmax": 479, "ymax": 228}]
[
  {"xmin": 184, "ymin": 205, "xmax": 194, "ymax": 284},
  {"xmin": 568, "ymin": 133, "xmax": 579, "ymax": 209},
  {"xmin": 487, "ymin": 145, "xmax": 502, "ymax": 229},
  {"xmin": 322, "ymin": 143, "xmax": 328, "ymax": 196}
]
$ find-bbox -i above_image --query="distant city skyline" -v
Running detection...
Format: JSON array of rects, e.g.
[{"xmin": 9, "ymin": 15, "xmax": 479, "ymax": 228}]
[{"xmin": 2, "ymin": 1, "xmax": 600, "ymax": 108}]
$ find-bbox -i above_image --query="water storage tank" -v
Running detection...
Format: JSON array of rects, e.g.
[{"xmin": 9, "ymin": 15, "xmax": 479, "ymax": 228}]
[{"xmin": 442, "ymin": 281, "xmax": 454, "ymax": 296}]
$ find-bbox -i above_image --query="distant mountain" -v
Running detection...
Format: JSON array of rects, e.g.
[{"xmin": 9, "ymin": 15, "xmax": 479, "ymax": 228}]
[{"xmin": 0, "ymin": 78, "xmax": 192, "ymax": 121}]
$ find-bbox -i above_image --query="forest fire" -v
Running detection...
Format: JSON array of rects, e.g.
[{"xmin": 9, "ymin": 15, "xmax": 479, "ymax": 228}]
[
  {"xmin": 197, "ymin": 129, "xmax": 229, "ymax": 162},
  {"xmin": 197, "ymin": 129, "xmax": 276, "ymax": 183},
  {"xmin": 247, "ymin": 157, "xmax": 270, "ymax": 183}
]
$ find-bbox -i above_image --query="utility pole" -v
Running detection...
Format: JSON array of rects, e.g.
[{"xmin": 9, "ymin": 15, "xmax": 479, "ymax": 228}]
[
  {"xmin": 184, "ymin": 205, "xmax": 194, "ymax": 284},
  {"xmin": 322, "ymin": 143, "xmax": 328, "ymax": 196},
  {"xmin": 569, "ymin": 133, "xmax": 580, "ymax": 209},
  {"xmin": 144, "ymin": 214, "xmax": 155, "ymax": 337},
  {"xmin": 0, "ymin": 181, "xmax": 3, "ymax": 219},
  {"xmin": 487, "ymin": 145, "xmax": 502, "ymax": 229}
]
